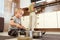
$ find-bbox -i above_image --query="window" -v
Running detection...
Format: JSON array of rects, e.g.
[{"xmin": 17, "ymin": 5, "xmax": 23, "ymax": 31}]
[{"xmin": 0, "ymin": 0, "xmax": 4, "ymax": 17}]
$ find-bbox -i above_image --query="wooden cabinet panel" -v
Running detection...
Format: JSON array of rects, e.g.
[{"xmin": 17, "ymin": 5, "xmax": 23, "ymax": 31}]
[{"xmin": 0, "ymin": 17, "xmax": 4, "ymax": 32}]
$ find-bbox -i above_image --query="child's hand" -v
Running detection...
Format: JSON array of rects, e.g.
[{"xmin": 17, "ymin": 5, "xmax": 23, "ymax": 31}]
[
  {"xmin": 16, "ymin": 24, "xmax": 25, "ymax": 29},
  {"xmin": 16, "ymin": 24, "xmax": 21, "ymax": 28},
  {"xmin": 22, "ymin": 26, "xmax": 26, "ymax": 29}
]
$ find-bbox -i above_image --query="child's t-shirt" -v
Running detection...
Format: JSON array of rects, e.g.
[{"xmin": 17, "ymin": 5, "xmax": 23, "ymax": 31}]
[{"xmin": 8, "ymin": 16, "xmax": 21, "ymax": 31}]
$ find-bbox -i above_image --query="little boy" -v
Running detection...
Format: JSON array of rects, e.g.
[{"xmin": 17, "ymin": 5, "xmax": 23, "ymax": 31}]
[{"xmin": 8, "ymin": 8, "xmax": 26, "ymax": 37}]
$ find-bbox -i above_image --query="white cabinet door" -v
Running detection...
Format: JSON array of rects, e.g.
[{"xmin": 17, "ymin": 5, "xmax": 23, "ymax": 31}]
[
  {"xmin": 21, "ymin": 16, "xmax": 30, "ymax": 28},
  {"xmin": 20, "ymin": 0, "xmax": 31, "ymax": 8},
  {"xmin": 36, "ymin": 12, "xmax": 57, "ymax": 28},
  {"xmin": 57, "ymin": 11, "xmax": 60, "ymax": 28},
  {"xmin": 44, "ymin": 12, "xmax": 57, "ymax": 28},
  {"xmin": 36, "ymin": 13, "xmax": 45, "ymax": 28}
]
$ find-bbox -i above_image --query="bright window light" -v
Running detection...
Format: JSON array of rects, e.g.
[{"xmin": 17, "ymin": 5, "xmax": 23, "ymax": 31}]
[
  {"xmin": 36, "ymin": 0, "xmax": 46, "ymax": 3},
  {"xmin": 46, "ymin": 0, "xmax": 55, "ymax": 3}
]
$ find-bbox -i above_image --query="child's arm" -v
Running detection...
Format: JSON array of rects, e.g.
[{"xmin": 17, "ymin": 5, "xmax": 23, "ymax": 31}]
[{"xmin": 10, "ymin": 20, "xmax": 24, "ymax": 29}]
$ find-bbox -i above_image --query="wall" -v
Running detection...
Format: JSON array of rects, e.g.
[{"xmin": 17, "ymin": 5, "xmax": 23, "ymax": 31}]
[
  {"xmin": 20, "ymin": 0, "xmax": 31, "ymax": 8},
  {"xmin": 4, "ymin": 0, "xmax": 12, "ymax": 31}
]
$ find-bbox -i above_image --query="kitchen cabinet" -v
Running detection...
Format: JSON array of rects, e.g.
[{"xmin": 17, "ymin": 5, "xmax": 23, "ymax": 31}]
[{"xmin": 36, "ymin": 12, "xmax": 57, "ymax": 28}]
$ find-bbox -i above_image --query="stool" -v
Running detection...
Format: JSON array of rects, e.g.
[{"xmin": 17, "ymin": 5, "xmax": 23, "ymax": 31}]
[{"xmin": 17, "ymin": 37, "xmax": 32, "ymax": 40}]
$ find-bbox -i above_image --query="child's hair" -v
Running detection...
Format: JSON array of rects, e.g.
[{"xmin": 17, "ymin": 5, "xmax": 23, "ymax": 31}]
[{"xmin": 14, "ymin": 8, "xmax": 23, "ymax": 16}]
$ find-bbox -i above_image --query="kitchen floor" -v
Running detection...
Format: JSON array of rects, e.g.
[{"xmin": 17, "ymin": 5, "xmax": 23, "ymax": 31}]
[{"xmin": 0, "ymin": 32, "xmax": 60, "ymax": 40}]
